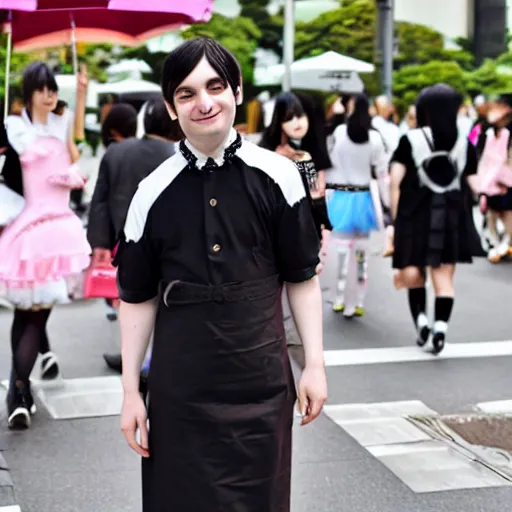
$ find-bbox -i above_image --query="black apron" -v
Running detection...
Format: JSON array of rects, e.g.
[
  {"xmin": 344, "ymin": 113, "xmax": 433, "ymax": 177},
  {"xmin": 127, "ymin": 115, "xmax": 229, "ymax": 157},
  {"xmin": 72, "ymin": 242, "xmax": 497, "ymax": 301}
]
[{"xmin": 142, "ymin": 274, "xmax": 296, "ymax": 512}]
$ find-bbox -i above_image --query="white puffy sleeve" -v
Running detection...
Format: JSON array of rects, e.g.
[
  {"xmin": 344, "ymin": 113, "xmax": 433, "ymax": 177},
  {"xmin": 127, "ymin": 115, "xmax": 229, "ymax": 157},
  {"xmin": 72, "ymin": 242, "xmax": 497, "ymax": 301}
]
[{"xmin": 5, "ymin": 115, "xmax": 36, "ymax": 155}]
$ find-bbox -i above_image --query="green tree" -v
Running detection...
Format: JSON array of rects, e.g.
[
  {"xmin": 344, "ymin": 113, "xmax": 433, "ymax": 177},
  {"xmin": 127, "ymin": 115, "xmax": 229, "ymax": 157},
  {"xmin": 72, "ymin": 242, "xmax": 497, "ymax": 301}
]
[
  {"xmin": 464, "ymin": 59, "xmax": 512, "ymax": 98},
  {"xmin": 294, "ymin": 0, "xmax": 376, "ymax": 63},
  {"xmin": 181, "ymin": 13, "xmax": 261, "ymax": 84},
  {"xmin": 393, "ymin": 60, "xmax": 466, "ymax": 112},
  {"xmin": 394, "ymin": 22, "xmax": 444, "ymax": 67},
  {"xmin": 239, "ymin": 0, "xmax": 283, "ymax": 59}
]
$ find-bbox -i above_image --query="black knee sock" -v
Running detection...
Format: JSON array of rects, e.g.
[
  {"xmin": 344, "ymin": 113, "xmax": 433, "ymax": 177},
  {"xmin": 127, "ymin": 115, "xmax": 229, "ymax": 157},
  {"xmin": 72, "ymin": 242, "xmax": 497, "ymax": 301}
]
[
  {"xmin": 11, "ymin": 309, "xmax": 51, "ymax": 384},
  {"xmin": 408, "ymin": 287, "xmax": 427, "ymax": 325},
  {"xmin": 38, "ymin": 308, "xmax": 52, "ymax": 355},
  {"xmin": 434, "ymin": 297, "xmax": 454, "ymax": 332}
]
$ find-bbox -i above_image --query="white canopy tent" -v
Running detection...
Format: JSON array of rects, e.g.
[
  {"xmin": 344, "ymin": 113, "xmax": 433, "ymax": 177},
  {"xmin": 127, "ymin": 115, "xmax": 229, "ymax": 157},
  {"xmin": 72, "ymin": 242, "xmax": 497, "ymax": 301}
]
[
  {"xmin": 94, "ymin": 78, "xmax": 161, "ymax": 95},
  {"xmin": 254, "ymin": 51, "xmax": 374, "ymax": 93}
]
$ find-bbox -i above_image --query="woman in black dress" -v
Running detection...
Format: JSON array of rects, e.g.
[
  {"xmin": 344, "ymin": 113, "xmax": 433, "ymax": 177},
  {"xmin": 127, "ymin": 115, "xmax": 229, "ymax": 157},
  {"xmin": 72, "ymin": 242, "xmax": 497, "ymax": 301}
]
[
  {"xmin": 390, "ymin": 84, "xmax": 483, "ymax": 354},
  {"xmin": 260, "ymin": 92, "xmax": 332, "ymax": 270}
]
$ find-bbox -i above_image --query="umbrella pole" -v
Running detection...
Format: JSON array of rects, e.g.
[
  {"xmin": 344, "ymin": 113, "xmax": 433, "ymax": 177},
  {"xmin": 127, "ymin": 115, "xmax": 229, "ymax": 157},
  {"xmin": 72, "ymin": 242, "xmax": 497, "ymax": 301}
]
[
  {"xmin": 3, "ymin": 16, "xmax": 12, "ymax": 120},
  {"xmin": 282, "ymin": 0, "xmax": 294, "ymax": 92},
  {"xmin": 70, "ymin": 14, "xmax": 78, "ymax": 76}
]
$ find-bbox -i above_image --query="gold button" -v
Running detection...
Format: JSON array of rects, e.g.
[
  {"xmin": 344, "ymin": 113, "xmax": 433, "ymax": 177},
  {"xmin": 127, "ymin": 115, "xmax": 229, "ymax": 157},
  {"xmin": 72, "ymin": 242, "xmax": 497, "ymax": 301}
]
[
  {"xmin": 212, "ymin": 244, "xmax": 221, "ymax": 253},
  {"xmin": 209, "ymin": 198, "xmax": 217, "ymax": 207}
]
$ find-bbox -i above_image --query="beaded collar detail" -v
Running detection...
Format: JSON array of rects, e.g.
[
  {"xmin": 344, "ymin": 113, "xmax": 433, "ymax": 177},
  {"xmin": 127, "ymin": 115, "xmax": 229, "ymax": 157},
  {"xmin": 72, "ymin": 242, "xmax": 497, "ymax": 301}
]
[{"xmin": 179, "ymin": 129, "xmax": 242, "ymax": 171}]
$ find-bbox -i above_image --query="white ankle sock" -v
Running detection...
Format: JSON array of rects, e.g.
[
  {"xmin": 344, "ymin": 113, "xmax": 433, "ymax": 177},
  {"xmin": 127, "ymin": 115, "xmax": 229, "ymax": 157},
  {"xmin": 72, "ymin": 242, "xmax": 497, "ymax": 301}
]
[{"xmin": 433, "ymin": 320, "xmax": 447, "ymax": 334}]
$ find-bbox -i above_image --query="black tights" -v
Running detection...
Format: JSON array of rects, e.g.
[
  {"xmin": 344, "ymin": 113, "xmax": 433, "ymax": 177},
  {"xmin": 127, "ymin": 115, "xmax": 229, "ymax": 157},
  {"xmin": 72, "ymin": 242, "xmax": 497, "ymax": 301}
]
[{"xmin": 11, "ymin": 309, "xmax": 52, "ymax": 384}]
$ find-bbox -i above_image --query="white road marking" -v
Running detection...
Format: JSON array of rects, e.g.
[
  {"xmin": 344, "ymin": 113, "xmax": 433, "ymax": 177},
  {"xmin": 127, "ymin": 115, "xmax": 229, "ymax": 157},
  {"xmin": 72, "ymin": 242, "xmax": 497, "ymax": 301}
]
[
  {"xmin": 0, "ymin": 506, "xmax": 22, "ymax": 512},
  {"xmin": 475, "ymin": 400, "xmax": 512, "ymax": 414},
  {"xmin": 324, "ymin": 340, "xmax": 512, "ymax": 367}
]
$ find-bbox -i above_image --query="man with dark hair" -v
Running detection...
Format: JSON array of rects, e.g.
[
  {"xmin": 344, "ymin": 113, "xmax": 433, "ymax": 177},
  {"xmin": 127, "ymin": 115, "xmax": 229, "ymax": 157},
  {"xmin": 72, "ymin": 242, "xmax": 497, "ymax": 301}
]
[{"xmin": 115, "ymin": 38, "xmax": 327, "ymax": 512}]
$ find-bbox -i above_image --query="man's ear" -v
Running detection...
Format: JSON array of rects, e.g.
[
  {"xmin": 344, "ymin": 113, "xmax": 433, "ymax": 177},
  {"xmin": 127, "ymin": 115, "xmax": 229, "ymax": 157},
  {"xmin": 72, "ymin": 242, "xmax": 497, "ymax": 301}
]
[
  {"xmin": 164, "ymin": 100, "xmax": 178, "ymax": 121},
  {"xmin": 236, "ymin": 86, "xmax": 243, "ymax": 106}
]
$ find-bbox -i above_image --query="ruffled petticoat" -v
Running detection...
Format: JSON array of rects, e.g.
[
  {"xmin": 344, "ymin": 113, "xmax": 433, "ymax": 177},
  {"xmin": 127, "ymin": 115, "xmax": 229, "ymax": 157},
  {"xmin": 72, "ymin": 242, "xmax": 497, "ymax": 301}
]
[{"xmin": 0, "ymin": 211, "xmax": 91, "ymax": 309}]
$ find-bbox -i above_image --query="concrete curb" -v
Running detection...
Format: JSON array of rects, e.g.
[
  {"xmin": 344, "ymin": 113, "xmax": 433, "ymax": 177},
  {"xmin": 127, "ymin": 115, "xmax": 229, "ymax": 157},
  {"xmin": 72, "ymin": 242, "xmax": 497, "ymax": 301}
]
[{"xmin": 0, "ymin": 452, "xmax": 20, "ymax": 511}]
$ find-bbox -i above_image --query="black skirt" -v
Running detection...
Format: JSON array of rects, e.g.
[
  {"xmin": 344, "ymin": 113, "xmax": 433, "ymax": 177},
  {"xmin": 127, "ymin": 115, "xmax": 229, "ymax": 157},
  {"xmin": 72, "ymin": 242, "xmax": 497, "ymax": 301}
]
[
  {"xmin": 393, "ymin": 187, "xmax": 485, "ymax": 269},
  {"xmin": 486, "ymin": 188, "xmax": 512, "ymax": 212}
]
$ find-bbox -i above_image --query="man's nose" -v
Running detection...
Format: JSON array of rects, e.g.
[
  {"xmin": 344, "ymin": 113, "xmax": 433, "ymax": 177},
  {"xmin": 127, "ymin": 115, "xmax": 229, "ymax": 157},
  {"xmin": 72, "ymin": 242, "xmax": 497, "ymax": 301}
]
[{"xmin": 196, "ymin": 90, "xmax": 214, "ymax": 113}]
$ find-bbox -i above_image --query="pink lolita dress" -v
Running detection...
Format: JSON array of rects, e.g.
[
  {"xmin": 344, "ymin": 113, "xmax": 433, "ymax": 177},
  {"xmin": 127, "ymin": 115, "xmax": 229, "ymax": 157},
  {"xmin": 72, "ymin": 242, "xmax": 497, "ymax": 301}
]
[{"xmin": 0, "ymin": 109, "xmax": 91, "ymax": 310}]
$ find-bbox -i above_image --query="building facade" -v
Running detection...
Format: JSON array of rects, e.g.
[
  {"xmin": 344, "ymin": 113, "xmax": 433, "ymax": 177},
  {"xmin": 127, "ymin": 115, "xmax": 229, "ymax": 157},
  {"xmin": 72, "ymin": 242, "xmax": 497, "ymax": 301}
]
[{"xmin": 394, "ymin": 0, "xmax": 508, "ymax": 62}]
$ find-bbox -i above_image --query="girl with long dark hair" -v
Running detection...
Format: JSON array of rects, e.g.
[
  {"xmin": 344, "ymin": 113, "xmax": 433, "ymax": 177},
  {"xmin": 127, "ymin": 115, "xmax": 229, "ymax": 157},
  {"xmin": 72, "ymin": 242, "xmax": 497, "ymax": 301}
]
[
  {"xmin": 260, "ymin": 91, "xmax": 332, "ymax": 270},
  {"xmin": 390, "ymin": 84, "xmax": 484, "ymax": 354},
  {"xmin": 327, "ymin": 93, "xmax": 387, "ymax": 318},
  {"xmin": 0, "ymin": 62, "xmax": 90, "ymax": 429}
]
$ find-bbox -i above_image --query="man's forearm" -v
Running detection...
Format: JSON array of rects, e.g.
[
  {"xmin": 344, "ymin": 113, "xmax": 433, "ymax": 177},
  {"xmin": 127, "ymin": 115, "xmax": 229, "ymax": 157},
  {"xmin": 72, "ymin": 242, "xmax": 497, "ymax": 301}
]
[
  {"xmin": 286, "ymin": 276, "xmax": 324, "ymax": 368},
  {"xmin": 119, "ymin": 298, "xmax": 158, "ymax": 393}
]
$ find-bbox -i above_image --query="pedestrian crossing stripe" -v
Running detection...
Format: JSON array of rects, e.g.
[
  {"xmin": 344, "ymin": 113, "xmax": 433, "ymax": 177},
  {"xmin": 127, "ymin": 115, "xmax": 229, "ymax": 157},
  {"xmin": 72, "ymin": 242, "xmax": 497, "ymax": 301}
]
[
  {"xmin": 323, "ymin": 339, "xmax": 512, "ymax": 367},
  {"xmin": 323, "ymin": 399, "xmax": 512, "ymax": 493}
]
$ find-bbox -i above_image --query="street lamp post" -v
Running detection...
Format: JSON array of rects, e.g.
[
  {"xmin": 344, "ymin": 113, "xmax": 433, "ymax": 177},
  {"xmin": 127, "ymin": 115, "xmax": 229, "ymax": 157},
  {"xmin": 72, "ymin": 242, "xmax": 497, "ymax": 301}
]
[
  {"xmin": 377, "ymin": 0, "xmax": 394, "ymax": 99},
  {"xmin": 282, "ymin": 0, "xmax": 295, "ymax": 91}
]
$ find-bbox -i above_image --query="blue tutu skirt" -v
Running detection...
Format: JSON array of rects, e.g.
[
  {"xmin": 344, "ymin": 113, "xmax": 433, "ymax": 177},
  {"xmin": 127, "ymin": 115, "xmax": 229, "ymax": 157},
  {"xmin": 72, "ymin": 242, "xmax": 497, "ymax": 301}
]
[{"xmin": 327, "ymin": 190, "xmax": 378, "ymax": 235}]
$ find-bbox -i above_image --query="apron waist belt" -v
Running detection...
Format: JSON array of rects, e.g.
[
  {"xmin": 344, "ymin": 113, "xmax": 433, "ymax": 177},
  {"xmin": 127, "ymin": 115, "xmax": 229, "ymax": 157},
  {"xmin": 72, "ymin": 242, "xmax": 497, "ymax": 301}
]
[{"xmin": 161, "ymin": 274, "xmax": 280, "ymax": 307}]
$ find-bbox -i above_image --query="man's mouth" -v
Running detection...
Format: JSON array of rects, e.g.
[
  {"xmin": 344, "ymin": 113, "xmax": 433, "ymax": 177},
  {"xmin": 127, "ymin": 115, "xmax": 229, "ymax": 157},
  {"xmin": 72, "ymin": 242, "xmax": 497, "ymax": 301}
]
[{"xmin": 193, "ymin": 111, "xmax": 220, "ymax": 123}]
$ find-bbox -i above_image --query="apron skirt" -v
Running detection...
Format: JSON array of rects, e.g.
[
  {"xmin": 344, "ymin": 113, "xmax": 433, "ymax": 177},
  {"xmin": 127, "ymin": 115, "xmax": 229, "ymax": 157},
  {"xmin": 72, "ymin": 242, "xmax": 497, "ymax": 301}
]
[{"xmin": 142, "ymin": 275, "xmax": 296, "ymax": 512}]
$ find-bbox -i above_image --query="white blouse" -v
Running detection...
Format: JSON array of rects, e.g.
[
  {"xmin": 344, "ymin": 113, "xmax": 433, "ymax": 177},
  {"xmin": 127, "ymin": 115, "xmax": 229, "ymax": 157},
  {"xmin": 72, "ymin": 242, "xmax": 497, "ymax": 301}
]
[
  {"xmin": 328, "ymin": 124, "xmax": 387, "ymax": 186},
  {"xmin": 5, "ymin": 108, "xmax": 71, "ymax": 155}
]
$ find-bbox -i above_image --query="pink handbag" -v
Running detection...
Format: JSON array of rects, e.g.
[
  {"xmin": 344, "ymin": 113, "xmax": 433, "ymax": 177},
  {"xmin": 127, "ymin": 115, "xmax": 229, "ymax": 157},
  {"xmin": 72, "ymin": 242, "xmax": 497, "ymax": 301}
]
[{"xmin": 83, "ymin": 264, "xmax": 119, "ymax": 299}]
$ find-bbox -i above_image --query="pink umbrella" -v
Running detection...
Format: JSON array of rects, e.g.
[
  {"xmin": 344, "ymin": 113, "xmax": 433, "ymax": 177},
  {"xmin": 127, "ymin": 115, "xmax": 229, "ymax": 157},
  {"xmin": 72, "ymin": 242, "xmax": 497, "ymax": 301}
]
[
  {"xmin": 1, "ymin": 0, "xmax": 213, "ymax": 50},
  {"xmin": 1, "ymin": 0, "xmax": 213, "ymax": 116}
]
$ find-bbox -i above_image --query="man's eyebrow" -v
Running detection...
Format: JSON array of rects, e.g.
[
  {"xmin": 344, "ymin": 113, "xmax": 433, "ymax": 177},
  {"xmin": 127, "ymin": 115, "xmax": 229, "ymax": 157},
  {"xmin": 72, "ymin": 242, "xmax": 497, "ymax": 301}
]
[{"xmin": 207, "ymin": 77, "xmax": 225, "ymax": 86}]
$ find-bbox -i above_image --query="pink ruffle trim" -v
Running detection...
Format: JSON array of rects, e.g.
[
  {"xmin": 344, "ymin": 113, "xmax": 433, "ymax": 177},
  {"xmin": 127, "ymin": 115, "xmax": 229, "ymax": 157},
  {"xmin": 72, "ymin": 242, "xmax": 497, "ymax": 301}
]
[{"xmin": 0, "ymin": 252, "xmax": 91, "ymax": 288}]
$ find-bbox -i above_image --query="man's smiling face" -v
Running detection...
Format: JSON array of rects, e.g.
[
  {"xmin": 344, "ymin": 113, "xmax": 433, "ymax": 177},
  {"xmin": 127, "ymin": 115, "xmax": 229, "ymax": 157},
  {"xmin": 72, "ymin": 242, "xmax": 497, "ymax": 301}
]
[{"xmin": 169, "ymin": 56, "xmax": 240, "ymax": 142}]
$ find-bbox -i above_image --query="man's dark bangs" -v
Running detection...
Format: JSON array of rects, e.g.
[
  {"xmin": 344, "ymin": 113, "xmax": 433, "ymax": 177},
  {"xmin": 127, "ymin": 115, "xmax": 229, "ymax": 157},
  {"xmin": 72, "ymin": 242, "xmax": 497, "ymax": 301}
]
[
  {"xmin": 161, "ymin": 38, "xmax": 241, "ymax": 106},
  {"xmin": 22, "ymin": 62, "xmax": 58, "ymax": 105}
]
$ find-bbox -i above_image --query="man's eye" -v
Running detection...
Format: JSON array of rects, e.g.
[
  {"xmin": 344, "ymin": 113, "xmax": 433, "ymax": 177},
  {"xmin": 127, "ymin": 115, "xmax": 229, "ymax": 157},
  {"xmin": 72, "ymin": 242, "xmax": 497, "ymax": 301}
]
[{"xmin": 179, "ymin": 94, "xmax": 192, "ymax": 100}]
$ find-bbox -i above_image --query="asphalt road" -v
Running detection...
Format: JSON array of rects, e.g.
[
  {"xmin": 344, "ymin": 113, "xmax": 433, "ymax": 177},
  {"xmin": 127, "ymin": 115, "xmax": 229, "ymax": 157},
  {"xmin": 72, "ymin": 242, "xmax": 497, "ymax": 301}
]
[{"xmin": 0, "ymin": 230, "xmax": 511, "ymax": 512}]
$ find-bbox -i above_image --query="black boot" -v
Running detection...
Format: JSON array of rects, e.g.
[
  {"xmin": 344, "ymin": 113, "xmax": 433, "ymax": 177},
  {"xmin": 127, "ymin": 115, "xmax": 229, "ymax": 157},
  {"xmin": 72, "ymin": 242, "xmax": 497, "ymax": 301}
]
[{"xmin": 7, "ymin": 377, "xmax": 35, "ymax": 430}]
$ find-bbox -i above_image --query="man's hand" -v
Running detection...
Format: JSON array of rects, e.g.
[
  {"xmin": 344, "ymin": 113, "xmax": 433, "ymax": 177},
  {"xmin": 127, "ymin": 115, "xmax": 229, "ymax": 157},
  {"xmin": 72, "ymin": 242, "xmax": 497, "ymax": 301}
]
[
  {"xmin": 297, "ymin": 364, "xmax": 327, "ymax": 426},
  {"xmin": 120, "ymin": 391, "xmax": 150, "ymax": 458},
  {"xmin": 92, "ymin": 247, "xmax": 112, "ymax": 267}
]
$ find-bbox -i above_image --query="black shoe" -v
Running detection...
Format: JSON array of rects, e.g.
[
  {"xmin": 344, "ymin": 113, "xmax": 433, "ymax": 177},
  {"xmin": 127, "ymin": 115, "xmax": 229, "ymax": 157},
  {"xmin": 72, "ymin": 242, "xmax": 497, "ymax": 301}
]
[
  {"xmin": 416, "ymin": 325, "xmax": 430, "ymax": 347},
  {"xmin": 41, "ymin": 352, "xmax": 61, "ymax": 380},
  {"xmin": 7, "ymin": 380, "xmax": 35, "ymax": 430},
  {"xmin": 432, "ymin": 332, "xmax": 445, "ymax": 355},
  {"xmin": 104, "ymin": 353, "xmax": 122, "ymax": 374}
]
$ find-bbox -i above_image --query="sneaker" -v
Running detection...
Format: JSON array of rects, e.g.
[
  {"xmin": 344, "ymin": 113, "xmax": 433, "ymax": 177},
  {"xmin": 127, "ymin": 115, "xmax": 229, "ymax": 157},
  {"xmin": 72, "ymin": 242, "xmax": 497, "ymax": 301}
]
[
  {"xmin": 7, "ymin": 381, "xmax": 34, "ymax": 430},
  {"xmin": 354, "ymin": 306, "xmax": 365, "ymax": 317},
  {"xmin": 41, "ymin": 352, "xmax": 61, "ymax": 380},
  {"xmin": 332, "ymin": 303, "xmax": 345, "ymax": 313}
]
